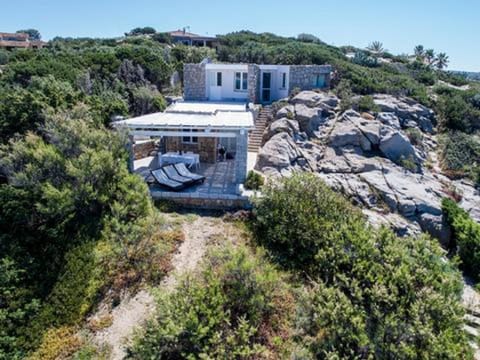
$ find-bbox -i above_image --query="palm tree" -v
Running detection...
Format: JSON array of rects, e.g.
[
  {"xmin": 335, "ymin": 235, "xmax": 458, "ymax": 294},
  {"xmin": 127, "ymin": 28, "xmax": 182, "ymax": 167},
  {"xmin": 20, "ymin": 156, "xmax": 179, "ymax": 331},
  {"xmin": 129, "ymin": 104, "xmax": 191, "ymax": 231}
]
[
  {"xmin": 414, "ymin": 45, "xmax": 425, "ymax": 59},
  {"xmin": 425, "ymin": 49, "xmax": 436, "ymax": 66},
  {"xmin": 367, "ymin": 41, "xmax": 385, "ymax": 56},
  {"xmin": 435, "ymin": 52, "xmax": 449, "ymax": 70}
]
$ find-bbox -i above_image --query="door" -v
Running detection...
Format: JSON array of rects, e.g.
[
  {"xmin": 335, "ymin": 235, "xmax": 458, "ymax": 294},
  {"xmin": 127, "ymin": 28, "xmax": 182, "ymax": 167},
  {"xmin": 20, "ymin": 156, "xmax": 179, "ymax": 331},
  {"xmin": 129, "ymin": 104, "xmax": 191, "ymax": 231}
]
[
  {"xmin": 261, "ymin": 72, "xmax": 271, "ymax": 103},
  {"xmin": 209, "ymin": 71, "xmax": 222, "ymax": 101}
]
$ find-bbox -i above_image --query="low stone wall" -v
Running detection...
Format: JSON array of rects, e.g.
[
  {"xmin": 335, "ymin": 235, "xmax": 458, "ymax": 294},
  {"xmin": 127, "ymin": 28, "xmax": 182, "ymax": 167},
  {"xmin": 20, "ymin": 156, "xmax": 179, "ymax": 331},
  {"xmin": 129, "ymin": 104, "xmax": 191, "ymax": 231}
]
[
  {"xmin": 133, "ymin": 140, "xmax": 157, "ymax": 160},
  {"xmin": 183, "ymin": 63, "xmax": 207, "ymax": 100},
  {"xmin": 289, "ymin": 65, "xmax": 332, "ymax": 93},
  {"xmin": 165, "ymin": 136, "xmax": 218, "ymax": 163},
  {"xmin": 151, "ymin": 191, "xmax": 251, "ymax": 210}
]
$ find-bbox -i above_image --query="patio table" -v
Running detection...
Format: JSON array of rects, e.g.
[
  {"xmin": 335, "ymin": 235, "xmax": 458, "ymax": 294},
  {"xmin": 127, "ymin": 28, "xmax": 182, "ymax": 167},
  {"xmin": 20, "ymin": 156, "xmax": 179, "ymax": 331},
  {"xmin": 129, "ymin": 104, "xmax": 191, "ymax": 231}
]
[{"xmin": 159, "ymin": 152, "xmax": 200, "ymax": 169}]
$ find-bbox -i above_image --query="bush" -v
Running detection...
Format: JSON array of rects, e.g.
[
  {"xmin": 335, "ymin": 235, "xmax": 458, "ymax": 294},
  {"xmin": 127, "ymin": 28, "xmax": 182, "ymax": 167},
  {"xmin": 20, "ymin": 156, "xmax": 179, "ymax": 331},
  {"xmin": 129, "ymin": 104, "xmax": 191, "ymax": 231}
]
[
  {"xmin": 437, "ymin": 94, "xmax": 480, "ymax": 133},
  {"xmin": 244, "ymin": 170, "xmax": 264, "ymax": 190},
  {"xmin": 357, "ymin": 95, "xmax": 379, "ymax": 113},
  {"xmin": 439, "ymin": 131, "xmax": 480, "ymax": 181},
  {"xmin": 128, "ymin": 245, "xmax": 294, "ymax": 359},
  {"xmin": 443, "ymin": 198, "xmax": 480, "ymax": 280},
  {"xmin": 405, "ymin": 127, "xmax": 423, "ymax": 146},
  {"xmin": 253, "ymin": 174, "xmax": 471, "ymax": 358}
]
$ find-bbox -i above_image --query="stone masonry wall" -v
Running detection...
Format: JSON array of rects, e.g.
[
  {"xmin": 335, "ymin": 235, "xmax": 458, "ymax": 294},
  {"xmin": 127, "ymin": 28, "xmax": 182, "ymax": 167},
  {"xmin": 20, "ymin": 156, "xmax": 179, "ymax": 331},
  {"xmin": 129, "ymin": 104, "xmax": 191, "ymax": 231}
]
[
  {"xmin": 183, "ymin": 63, "xmax": 206, "ymax": 100},
  {"xmin": 289, "ymin": 65, "xmax": 332, "ymax": 94},
  {"xmin": 247, "ymin": 64, "xmax": 260, "ymax": 103},
  {"xmin": 165, "ymin": 136, "xmax": 218, "ymax": 163},
  {"xmin": 133, "ymin": 140, "xmax": 157, "ymax": 160}
]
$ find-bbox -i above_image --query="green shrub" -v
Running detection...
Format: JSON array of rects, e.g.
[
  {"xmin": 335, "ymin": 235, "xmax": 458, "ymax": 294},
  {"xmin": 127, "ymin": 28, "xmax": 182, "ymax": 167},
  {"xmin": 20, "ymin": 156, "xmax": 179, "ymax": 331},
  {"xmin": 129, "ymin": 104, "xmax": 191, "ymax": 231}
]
[
  {"xmin": 399, "ymin": 154, "xmax": 418, "ymax": 172},
  {"xmin": 129, "ymin": 245, "xmax": 294, "ymax": 359},
  {"xmin": 253, "ymin": 174, "xmax": 470, "ymax": 358},
  {"xmin": 443, "ymin": 198, "xmax": 480, "ymax": 280},
  {"xmin": 439, "ymin": 132, "xmax": 480, "ymax": 180},
  {"xmin": 357, "ymin": 95, "xmax": 379, "ymax": 113},
  {"xmin": 405, "ymin": 127, "xmax": 423, "ymax": 146},
  {"xmin": 244, "ymin": 170, "xmax": 264, "ymax": 190}
]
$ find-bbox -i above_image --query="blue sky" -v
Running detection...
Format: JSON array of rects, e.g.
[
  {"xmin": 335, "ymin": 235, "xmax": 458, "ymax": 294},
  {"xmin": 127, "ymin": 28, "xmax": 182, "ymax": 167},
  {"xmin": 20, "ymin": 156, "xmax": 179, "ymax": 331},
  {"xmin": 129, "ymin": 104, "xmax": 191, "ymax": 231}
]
[{"xmin": 2, "ymin": 0, "xmax": 479, "ymax": 71}]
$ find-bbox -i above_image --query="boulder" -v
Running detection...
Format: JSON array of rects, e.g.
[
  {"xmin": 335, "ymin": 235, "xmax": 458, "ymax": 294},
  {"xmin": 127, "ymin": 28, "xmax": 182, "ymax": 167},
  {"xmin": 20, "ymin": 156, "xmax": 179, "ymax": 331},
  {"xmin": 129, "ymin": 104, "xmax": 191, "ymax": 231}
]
[
  {"xmin": 291, "ymin": 91, "xmax": 339, "ymax": 110},
  {"xmin": 255, "ymin": 132, "xmax": 299, "ymax": 172},
  {"xmin": 373, "ymin": 94, "xmax": 435, "ymax": 133},
  {"xmin": 294, "ymin": 104, "xmax": 326, "ymax": 136},
  {"xmin": 265, "ymin": 118, "xmax": 300, "ymax": 141},
  {"xmin": 418, "ymin": 213, "xmax": 452, "ymax": 247},
  {"xmin": 377, "ymin": 112, "xmax": 401, "ymax": 130},
  {"xmin": 330, "ymin": 121, "xmax": 372, "ymax": 151},
  {"xmin": 275, "ymin": 105, "xmax": 295, "ymax": 120},
  {"xmin": 344, "ymin": 111, "xmax": 381, "ymax": 145},
  {"xmin": 379, "ymin": 126, "xmax": 419, "ymax": 164}
]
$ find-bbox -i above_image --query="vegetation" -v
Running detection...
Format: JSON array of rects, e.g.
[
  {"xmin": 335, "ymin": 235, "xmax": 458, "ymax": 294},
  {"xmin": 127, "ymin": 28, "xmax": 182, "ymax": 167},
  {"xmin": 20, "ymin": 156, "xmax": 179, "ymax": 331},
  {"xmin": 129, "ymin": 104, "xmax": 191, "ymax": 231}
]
[
  {"xmin": 244, "ymin": 170, "xmax": 264, "ymax": 190},
  {"xmin": 0, "ymin": 28, "xmax": 479, "ymax": 358},
  {"xmin": 443, "ymin": 198, "xmax": 480, "ymax": 280},
  {"xmin": 252, "ymin": 174, "xmax": 470, "ymax": 358},
  {"xmin": 129, "ymin": 245, "xmax": 294, "ymax": 359},
  {"xmin": 0, "ymin": 108, "xmax": 177, "ymax": 358}
]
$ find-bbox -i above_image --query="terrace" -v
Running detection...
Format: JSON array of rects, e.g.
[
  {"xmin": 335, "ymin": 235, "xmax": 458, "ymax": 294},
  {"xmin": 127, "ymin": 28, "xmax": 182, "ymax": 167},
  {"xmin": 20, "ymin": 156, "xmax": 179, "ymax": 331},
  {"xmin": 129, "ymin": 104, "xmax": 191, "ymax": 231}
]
[{"xmin": 114, "ymin": 101, "xmax": 256, "ymax": 209}]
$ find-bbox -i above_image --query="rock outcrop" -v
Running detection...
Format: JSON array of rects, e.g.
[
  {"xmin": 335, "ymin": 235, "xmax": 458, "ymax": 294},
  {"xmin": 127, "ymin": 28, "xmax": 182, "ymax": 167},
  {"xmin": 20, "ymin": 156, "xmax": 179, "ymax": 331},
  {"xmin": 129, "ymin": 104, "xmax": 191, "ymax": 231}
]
[{"xmin": 255, "ymin": 91, "xmax": 479, "ymax": 245}]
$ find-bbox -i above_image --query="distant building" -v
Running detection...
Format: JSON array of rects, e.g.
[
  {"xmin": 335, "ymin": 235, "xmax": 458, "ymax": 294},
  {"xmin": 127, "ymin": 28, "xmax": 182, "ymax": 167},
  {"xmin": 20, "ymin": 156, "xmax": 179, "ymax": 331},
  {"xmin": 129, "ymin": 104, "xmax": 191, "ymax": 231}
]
[
  {"xmin": 168, "ymin": 29, "xmax": 217, "ymax": 47},
  {"xmin": 0, "ymin": 32, "xmax": 46, "ymax": 50}
]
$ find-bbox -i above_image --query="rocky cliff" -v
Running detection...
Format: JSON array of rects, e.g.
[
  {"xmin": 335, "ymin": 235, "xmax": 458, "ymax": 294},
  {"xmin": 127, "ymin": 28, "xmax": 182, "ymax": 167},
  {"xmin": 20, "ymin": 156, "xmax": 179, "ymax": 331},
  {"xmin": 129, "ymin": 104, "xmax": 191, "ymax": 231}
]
[{"xmin": 255, "ymin": 91, "xmax": 480, "ymax": 246}]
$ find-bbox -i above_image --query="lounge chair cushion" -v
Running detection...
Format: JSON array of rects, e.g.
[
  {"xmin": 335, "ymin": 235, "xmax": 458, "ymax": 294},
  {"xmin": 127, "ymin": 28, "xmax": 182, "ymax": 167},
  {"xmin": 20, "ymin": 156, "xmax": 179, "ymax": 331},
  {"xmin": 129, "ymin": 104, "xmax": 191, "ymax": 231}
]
[
  {"xmin": 174, "ymin": 163, "xmax": 206, "ymax": 182},
  {"xmin": 151, "ymin": 169, "xmax": 184, "ymax": 190},
  {"xmin": 163, "ymin": 165, "xmax": 194, "ymax": 184}
]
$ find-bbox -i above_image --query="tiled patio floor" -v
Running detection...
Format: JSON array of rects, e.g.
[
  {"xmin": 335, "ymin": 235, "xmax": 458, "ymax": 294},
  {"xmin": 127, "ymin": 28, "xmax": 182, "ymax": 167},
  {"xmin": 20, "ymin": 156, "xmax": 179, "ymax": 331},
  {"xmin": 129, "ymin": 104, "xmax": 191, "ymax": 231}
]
[{"xmin": 134, "ymin": 157, "xmax": 238, "ymax": 196}]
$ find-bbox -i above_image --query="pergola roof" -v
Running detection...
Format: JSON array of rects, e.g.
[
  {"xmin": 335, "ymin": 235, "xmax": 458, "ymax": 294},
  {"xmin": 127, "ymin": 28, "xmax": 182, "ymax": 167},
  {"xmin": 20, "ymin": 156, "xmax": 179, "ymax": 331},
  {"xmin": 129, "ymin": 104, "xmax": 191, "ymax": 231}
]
[{"xmin": 114, "ymin": 111, "xmax": 254, "ymax": 131}]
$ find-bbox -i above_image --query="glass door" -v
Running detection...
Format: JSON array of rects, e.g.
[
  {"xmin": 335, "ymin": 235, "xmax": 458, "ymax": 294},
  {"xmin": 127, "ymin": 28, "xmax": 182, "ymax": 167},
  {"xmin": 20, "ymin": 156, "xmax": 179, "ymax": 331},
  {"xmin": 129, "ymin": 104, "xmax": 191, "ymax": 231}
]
[{"xmin": 262, "ymin": 72, "xmax": 271, "ymax": 103}]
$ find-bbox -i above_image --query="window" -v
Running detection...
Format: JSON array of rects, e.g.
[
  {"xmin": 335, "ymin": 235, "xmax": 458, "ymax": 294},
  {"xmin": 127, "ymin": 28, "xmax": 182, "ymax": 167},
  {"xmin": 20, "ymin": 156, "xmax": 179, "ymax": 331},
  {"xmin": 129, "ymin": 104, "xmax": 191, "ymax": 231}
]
[
  {"xmin": 216, "ymin": 72, "xmax": 222, "ymax": 86},
  {"xmin": 281, "ymin": 72, "xmax": 287, "ymax": 89},
  {"xmin": 182, "ymin": 129, "xmax": 199, "ymax": 144},
  {"xmin": 314, "ymin": 74, "xmax": 326, "ymax": 88},
  {"xmin": 235, "ymin": 72, "xmax": 248, "ymax": 91}
]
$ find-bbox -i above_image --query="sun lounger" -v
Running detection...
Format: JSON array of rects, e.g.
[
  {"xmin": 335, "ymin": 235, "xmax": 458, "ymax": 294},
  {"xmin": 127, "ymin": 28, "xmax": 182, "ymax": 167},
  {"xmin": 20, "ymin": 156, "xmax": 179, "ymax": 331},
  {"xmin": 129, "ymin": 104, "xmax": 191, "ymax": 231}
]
[
  {"xmin": 174, "ymin": 163, "xmax": 206, "ymax": 183},
  {"xmin": 151, "ymin": 169, "xmax": 185, "ymax": 191},
  {"xmin": 163, "ymin": 165, "xmax": 195, "ymax": 185}
]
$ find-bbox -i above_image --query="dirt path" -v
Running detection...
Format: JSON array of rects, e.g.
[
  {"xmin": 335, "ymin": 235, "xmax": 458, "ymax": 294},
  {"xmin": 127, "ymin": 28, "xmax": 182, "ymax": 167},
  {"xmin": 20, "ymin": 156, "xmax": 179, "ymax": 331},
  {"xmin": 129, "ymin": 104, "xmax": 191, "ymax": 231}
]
[{"xmin": 92, "ymin": 215, "xmax": 225, "ymax": 360}]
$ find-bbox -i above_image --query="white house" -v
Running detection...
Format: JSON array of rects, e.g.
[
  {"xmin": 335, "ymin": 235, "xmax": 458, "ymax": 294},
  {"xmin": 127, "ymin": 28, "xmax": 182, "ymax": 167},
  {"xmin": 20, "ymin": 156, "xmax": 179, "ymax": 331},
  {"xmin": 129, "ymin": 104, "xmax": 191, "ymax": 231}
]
[{"xmin": 184, "ymin": 61, "xmax": 332, "ymax": 104}]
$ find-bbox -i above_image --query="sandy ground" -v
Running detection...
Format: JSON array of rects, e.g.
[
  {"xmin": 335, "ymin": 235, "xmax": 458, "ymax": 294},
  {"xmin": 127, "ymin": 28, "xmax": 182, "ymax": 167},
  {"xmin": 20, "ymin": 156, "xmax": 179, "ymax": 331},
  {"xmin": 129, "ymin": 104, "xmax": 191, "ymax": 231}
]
[{"xmin": 92, "ymin": 214, "xmax": 226, "ymax": 359}]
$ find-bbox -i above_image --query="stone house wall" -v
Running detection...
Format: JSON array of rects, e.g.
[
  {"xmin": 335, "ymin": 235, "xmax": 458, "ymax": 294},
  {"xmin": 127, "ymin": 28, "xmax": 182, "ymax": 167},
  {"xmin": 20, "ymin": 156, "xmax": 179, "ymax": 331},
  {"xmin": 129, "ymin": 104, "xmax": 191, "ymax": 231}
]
[
  {"xmin": 165, "ymin": 136, "xmax": 218, "ymax": 163},
  {"xmin": 184, "ymin": 63, "xmax": 207, "ymax": 100},
  {"xmin": 247, "ymin": 64, "xmax": 261, "ymax": 103},
  {"xmin": 289, "ymin": 65, "xmax": 332, "ymax": 94}
]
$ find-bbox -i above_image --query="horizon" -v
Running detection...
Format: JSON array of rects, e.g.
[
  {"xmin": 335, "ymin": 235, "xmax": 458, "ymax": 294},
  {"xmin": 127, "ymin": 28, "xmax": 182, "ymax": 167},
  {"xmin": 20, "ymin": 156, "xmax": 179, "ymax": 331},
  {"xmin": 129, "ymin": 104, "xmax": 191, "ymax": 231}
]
[{"xmin": 1, "ymin": 0, "xmax": 479, "ymax": 72}]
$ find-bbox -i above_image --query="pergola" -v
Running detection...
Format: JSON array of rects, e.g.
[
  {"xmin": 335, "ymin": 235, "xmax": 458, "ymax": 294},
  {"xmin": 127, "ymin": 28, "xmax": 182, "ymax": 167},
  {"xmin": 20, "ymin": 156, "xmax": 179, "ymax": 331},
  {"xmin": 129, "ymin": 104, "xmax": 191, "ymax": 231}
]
[{"xmin": 113, "ymin": 107, "xmax": 255, "ymax": 184}]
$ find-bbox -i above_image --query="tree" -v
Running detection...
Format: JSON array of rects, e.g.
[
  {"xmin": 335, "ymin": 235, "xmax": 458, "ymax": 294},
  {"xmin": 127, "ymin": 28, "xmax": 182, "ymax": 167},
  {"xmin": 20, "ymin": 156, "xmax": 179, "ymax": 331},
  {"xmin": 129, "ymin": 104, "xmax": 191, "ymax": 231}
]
[
  {"xmin": 425, "ymin": 48, "xmax": 436, "ymax": 66},
  {"xmin": 297, "ymin": 33, "xmax": 322, "ymax": 44},
  {"xmin": 366, "ymin": 41, "xmax": 384, "ymax": 56},
  {"xmin": 16, "ymin": 29, "xmax": 41, "ymax": 40},
  {"xmin": 414, "ymin": 44, "xmax": 425, "ymax": 59},
  {"xmin": 436, "ymin": 52, "xmax": 450, "ymax": 70},
  {"xmin": 125, "ymin": 27, "xmax": 156, "ymax": 36}
]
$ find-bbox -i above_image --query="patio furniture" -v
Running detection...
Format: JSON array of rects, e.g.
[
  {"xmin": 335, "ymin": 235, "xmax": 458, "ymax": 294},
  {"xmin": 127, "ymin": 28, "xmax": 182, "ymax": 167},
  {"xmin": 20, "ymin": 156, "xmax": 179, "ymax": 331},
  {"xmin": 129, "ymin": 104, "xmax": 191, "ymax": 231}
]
[
  {"xmin": 159, "ymin": 152, "xmax": 200, "ymax": 169},
  {"xmin": 174, "ymin": 163, "xmax": 206, "ymax": 183},
  {"xmin": 162, "ymin": 165, "xmax": 195, "ymax": 185},
  {"xmin": 151, "ymin": 169, "xmax": 185, "ymax": 191}
]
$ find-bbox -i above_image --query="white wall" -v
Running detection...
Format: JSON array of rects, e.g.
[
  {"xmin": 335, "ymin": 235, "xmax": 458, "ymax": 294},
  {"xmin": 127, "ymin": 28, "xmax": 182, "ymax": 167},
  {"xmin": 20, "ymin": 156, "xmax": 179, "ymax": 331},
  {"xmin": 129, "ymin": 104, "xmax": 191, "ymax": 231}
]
[
  {"xmin": 259, "ymin": 65, "xmax": 290, "ymax": 102},
  {"xmin": 207, "ymin": 66, "xmax": 248, "ymax": 101}
]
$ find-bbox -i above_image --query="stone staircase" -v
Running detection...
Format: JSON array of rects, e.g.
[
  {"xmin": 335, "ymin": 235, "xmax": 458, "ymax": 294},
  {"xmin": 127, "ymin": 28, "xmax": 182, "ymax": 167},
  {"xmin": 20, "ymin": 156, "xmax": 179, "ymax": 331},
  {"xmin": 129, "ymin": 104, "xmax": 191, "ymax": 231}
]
[{"xmin": 248, "ymin": 105, "xmax": 272, "ymax": 153}]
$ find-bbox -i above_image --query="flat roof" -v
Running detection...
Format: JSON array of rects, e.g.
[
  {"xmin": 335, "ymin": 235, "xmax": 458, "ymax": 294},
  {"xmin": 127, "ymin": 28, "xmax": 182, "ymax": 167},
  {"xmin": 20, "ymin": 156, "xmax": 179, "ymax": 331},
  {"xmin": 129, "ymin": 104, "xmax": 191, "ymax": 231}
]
[
  {"xmin": 166, "ymin": 101, "xmax": 247, "ymax": 114},
  {"xmin": 114, "ymin": 111, "xmax": 254, "ymax": 130}
]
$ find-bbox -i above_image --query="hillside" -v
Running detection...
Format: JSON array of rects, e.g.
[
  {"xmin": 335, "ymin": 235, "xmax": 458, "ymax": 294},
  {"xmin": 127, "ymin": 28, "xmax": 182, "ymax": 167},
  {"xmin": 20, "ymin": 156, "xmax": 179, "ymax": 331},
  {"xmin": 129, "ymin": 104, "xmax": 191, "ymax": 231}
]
[{"xmin": 0, "ymin": 29, "xmax": 480, "ymax": 359}]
